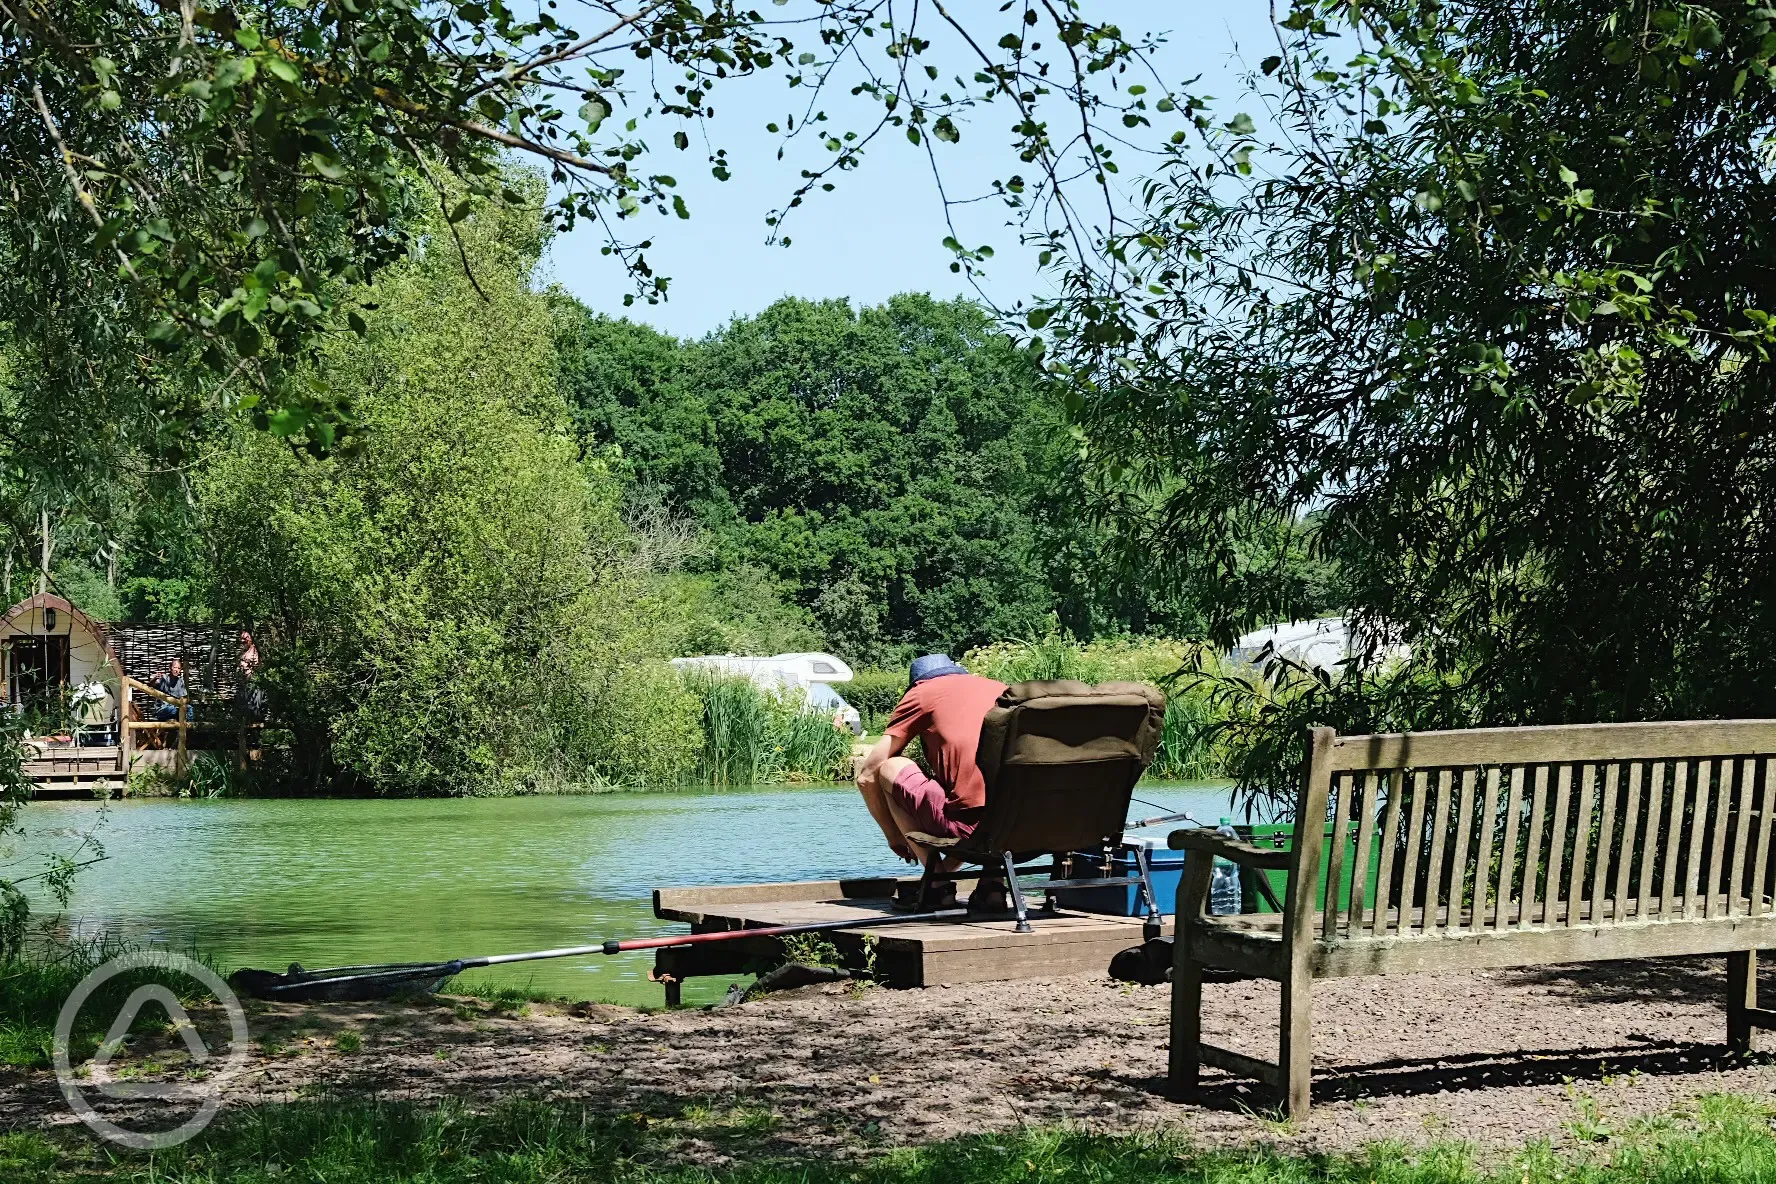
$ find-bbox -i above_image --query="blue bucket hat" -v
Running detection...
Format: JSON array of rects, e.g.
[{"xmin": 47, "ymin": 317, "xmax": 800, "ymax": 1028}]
[{"xmin": 909, "ymin": 653, "xmax": 968, "ymax": 686}]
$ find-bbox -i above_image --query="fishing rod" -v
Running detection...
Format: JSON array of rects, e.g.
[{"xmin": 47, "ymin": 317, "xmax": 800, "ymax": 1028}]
[
  {"xmin": 1126, "ymin": 809, "xmax": 1203, "ymax": 830},
  {"xmin": 231, "ymin": 908, "xmax": 969, "ymax": 1002}
]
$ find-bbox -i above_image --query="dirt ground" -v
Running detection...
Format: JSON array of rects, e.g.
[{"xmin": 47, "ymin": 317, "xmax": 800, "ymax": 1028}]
[{"xmin": 5, "ymin": 956, "xmax": 1775, "ymax": 1161}]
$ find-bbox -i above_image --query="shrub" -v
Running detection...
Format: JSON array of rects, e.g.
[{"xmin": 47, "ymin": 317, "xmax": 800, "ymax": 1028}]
[
  {"xmin": 571, "ymin": 666, "xmax": 704, "ymax": 790},
  {"xmin": 844, "ymin": 667, "xmax": 907, "ymax": 732}
]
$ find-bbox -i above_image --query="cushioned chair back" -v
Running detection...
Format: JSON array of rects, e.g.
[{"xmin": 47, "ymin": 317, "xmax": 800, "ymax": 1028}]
[{"xmin": 969, "ymin": 680, "xmax": 1166, "ymax": 856}]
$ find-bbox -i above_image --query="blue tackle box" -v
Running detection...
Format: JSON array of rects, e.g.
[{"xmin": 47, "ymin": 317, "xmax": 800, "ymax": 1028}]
[
  {"xmin": 1048, "ymin": 839, "xmax": 1185, "ymax": 916},
  {"xmin": 1049, "ymin": 823, "xmax": 1381, "ymax": 916}
]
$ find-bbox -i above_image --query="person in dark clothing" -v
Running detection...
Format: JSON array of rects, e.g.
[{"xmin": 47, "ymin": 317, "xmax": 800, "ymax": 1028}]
[{"xmin": 149, "ymin": 658, "xmax": 186, "ymax": 722}]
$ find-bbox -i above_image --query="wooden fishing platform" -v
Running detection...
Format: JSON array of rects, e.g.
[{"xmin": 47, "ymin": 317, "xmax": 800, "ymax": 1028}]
[{"xmin": 651, "ymin": 875, "xmax": 1160, "ymax": 1005}]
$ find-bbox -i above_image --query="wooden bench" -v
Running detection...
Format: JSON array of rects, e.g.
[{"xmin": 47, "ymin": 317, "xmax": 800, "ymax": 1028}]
[{"xmin": 1169, "ymin": 721, "xmax": 1776, "ymax": 1118}]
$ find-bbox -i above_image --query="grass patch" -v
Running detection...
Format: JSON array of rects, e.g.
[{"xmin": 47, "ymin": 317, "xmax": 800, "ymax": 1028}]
[
  {"xmin": 0, "ymin": 938, "xmax": 219, "ymax": 1069},
  {"xmin": 4, "ymin": 1091, "xmax": 1775, "ymax": 1183}
]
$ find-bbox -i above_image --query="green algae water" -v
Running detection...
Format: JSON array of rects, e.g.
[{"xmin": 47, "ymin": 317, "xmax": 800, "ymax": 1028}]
[{"xmin": 18, "ymin": 783, "xmax": 1235, "ymax": 1007}]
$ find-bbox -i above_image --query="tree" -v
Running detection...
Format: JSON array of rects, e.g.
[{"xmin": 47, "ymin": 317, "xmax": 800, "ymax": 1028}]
[
  {"xmin": 1033, "ymin": 1, "xmax": 1776, "ymax": 768},
  {"xmin": 3, "ymin": 1, "xmax": 1161, "ymax": 449},
  {"xmin": 201, "ymin": 179, "xmax": 690, "ymax": 792},
  {"xmin": 560, "ymin": 294, "xmax": 1097, "ymax": 661}
]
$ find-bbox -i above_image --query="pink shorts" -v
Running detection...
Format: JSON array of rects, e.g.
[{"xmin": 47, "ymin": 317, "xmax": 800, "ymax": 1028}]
[{"xmin": 888, "ymin": 764, "xmax": 977, "ymax": 840}]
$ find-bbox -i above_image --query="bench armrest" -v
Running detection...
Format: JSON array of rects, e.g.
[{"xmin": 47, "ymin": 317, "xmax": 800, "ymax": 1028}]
[{"xmin": 1167, "ymin": 827, "xmax": 1292, "ymax": 870}]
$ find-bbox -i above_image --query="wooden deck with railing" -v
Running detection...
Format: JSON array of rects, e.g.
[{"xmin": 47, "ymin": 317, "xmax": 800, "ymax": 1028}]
[{"xmin": 26, "ymin": 675, "xmax": 256, "ymax": 795}]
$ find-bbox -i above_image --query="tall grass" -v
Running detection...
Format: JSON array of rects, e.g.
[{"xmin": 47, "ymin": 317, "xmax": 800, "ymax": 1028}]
[
  {"xmin": 683, "ymin": 672, "xmax": 853, "ymax": 785},
  {"xmin": 687, "ymin": 673, "xmax": 778, "ymax": 785},
  {"xmin": 779, "ymin": 707, "xmax": 853, "ymax": 782},
  {"xmin": 8, "ymin": 1091, "xmax": 1774, "ymax": 1184}
]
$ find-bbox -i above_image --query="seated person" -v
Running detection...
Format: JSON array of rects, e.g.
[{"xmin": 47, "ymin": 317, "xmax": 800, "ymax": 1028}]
[
  {"xmin": 854, "ymin": 654, "xmax": 1006, "ymax": 872},
  {"xmin": 148, "ymin": 658, "xmax": 187, "ymax": 722}
]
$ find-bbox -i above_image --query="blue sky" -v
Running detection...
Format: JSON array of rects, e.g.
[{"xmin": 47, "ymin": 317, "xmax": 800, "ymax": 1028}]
[{"xmin": 543, "ymin": 3, "xmax": 1283, "ymax": 340}]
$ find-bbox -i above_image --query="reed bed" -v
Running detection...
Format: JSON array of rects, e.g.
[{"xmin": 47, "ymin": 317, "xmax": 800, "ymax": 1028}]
[{"xmin": 682, "ymin": 672, "xmax": 854, "ymax": 785}]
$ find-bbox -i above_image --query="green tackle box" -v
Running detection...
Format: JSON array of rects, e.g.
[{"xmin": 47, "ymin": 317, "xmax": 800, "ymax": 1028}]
[{"xmin": 1237, "ymin": 822, "xmax": 1384, "ymax": 915}]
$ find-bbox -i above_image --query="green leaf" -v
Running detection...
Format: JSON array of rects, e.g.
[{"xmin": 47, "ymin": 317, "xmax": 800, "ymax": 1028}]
[
  {"xmin": 447, "ymin": 199, "xmax": 472, "ymax": 223},
  {"xmin": 264, "ymin": 56, "xmax": 301, "ymax": 83},
  {"xmin": 1260, "ymin": 55, "xmax": 1282, "ymax": 75},
  {"xmin": 1559, "ymin": 165, "xmax": 1578, "ymax": 186},
  {"xmin": 579, "ymin": 94, "xmax": 610, "ymax": 133},
  {"xmin": 347, "ymin": 310, "xmax": 368, "ymax": 336},
  {"xmin": 1027, "ymin": 307, "xmax": 1052, "ymax": 330},
  {"xmin": 1226, "ymin": 112, "xmax": 1255, "ymax": 136},
  {"xmin": 309, "ymin": 153, "xmax": 348, "ymax": 180}
]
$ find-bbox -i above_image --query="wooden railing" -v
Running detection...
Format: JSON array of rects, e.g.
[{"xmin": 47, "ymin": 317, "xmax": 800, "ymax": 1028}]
[{"xmin": 122, "ymin": 675, "xmax": 190, "ymax": 774}]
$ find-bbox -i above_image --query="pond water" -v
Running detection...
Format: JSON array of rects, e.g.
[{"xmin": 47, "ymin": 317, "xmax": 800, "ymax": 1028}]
[{"xmin": 18, "ymin": 781, "xmax": 1239, "ymax": 1007}]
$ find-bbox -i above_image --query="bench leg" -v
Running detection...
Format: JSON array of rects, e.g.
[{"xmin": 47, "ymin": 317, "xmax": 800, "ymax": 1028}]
[
  {"xmin": 1279, "ymin": 970, "xmax": 1313, "ymax": 1120},
  {"xmin": 1728, "ymin": 949, "xmax": 1758, "ymax": 1055},
  {"xmin": 1169, "ymin": 941, "xmax": 1203, "ymax": 1089}
]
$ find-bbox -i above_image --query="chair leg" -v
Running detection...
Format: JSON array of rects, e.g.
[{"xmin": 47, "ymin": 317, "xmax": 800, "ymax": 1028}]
[
  {"xmin": 1168, "ymin": 942, "xmax": 1203, "ymax": 1089},
  {"xmin": 912, "ymin": 859, "xmax": 942, "ymax": 910},
  {"xmin": 1728, "ymin": 949, "xmax": 1758, "ymax": 1055},
  {"xmin": 1131, "ymin": 844, "xmax": 1162, "ymax": 941},
  {"xmin": 1278, "ymin": 969, "xmax": 1313, "ymax": 1120},
  {"xmin": 1003, "ymin": 851, "xmax": 1032, "ymax": 933}
]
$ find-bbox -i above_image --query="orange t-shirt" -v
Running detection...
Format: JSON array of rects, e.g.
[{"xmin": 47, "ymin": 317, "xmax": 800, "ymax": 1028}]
[{"xmin": 883, "ymin": 673, "xmax": 1008, "ymax": 813}]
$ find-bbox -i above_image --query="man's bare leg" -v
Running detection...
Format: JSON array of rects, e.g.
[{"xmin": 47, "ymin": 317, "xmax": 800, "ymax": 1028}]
[{"xmin": 857, "ymin": 756, "xmax": 918, "ymax": 862}]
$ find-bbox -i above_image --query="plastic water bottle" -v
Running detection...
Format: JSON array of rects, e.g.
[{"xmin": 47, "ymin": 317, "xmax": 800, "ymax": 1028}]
[{"xmin": 1209, "ymin": 817, "xmax": 1242, "ymax": 916}]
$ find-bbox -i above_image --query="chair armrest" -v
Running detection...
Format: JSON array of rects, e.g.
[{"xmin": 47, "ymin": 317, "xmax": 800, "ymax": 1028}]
[{"xmin": 1167, "ymin": 828, "xmax": 1291, "ymax": 870}]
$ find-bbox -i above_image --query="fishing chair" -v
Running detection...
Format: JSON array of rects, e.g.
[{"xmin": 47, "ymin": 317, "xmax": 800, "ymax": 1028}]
[{"xmin": 904, "ymin": 680, "xmax": 1168, "ymax": 937}]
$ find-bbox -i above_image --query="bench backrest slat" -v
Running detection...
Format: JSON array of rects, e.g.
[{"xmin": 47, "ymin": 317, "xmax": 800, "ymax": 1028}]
[
  {"xmin": 1321, "ymin": 767, "xmax": 1354, "ymax": 941},
  {"xmin": 1295, "ymin": 723, "xmax": 1776, "ymax": 943},
  {"xmin": 1471, "ymin": 767, "xmax": 1502, "ymax": 930},
  {"xmin": 1754, "ymin": 763, "xmax": 1776, "ymax": 917},
  {"xmin": 1612, "ymin": 761, "xmax": 1643, "ymax": 921},
  {"xmin": 1520, "ymin": 766, "xmax": 1551, "ymax": 928},
  {"xmin": 1590, "ymin": 765, "xmax": 1619, "ymax": 924},
  {"xmin": 1564, "ymin": 764, "xmax": 1595, "ymax": 929},
  {"xmin": 1495, "ymin": 767, "xmax": 1525, "ymax": 930}
]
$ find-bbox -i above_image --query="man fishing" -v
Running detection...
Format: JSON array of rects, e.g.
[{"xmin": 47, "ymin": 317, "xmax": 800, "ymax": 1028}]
[{"xmin": 854, "ymin": 653, "xmax": 1006, "ymax": 871}]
